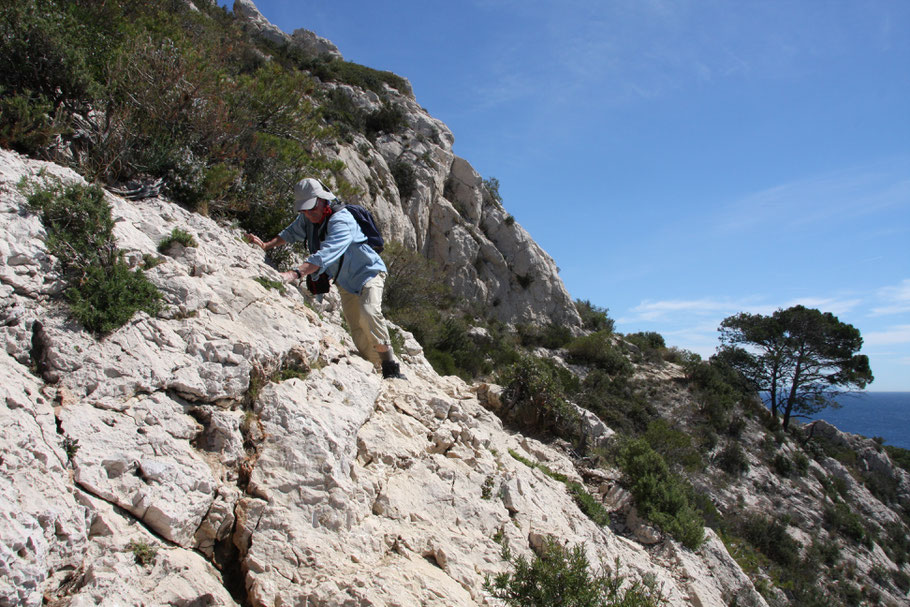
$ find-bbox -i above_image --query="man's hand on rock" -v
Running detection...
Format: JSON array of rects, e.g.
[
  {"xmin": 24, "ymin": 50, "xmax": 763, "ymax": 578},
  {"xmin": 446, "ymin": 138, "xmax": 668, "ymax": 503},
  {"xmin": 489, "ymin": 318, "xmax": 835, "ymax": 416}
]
[
  {"xmin": 245, "ymin": 233, "xmax": 265, "ymax": 249},
  {"xmin": 281, "ymin": 264, "xmax": 319, "ymax": 283}
]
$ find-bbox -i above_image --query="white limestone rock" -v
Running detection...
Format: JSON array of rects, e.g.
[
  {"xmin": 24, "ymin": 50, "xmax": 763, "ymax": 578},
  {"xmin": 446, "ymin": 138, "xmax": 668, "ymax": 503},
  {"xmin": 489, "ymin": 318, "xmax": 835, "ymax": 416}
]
[
  {"xmin": 0, "ymin": 352, "xmax": 88, "ymax": 607},
  {"xmin": 60, "ymin": 393, "xmax": 216, "ymax": 547}
]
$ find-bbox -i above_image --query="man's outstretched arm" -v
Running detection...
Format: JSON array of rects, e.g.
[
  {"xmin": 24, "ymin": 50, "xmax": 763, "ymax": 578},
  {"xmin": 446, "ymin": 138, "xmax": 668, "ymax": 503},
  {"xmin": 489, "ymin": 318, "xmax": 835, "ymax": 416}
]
[{"xmin": 245, "ymin": 233, "xmax": 286, "ymax": 250}]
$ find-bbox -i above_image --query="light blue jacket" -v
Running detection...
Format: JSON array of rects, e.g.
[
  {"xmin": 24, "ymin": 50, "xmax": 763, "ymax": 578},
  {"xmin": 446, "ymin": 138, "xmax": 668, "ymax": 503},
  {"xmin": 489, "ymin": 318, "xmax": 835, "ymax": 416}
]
[{"xmin": 279, "ymin": 208, "xmax": 386, "ymax": 295}]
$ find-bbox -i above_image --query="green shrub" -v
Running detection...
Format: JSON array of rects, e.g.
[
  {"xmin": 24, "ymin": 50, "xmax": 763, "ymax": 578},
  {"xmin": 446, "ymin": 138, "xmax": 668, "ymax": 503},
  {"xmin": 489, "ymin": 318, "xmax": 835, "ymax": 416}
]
[
  {"xmin": 425, "ymin": 348, "xmax": 456, "ymax": 376},
  {"xmin": 61, "ymin": 436, "xmax": 79, "ymax": 465},
  {"xmin": 643, "ymin": 420, "xmax": 703, "ymax": 472},
  {"xmin": 566, "ymin": 331, "xmax": 632, "ymax": 376},
  {"xmin": 128, "ymin": 539, "xmax": 158, "ymax": 567},
  {"xmin": 509, "ymin": 450, "xmax": 568, "ymax": 484},
  {"xmin": 481, "ymin": 475, "xmax": 495, "ymax": 500},
  {"xmin": 382, "ymin": 241, "xmax": 450, "ymax": 312},
  {"xmin": 737, "ymin": 513, "xmax": 799, "ymax": 568},
  {"xmin": 716, "ymin": 443, "xmax": 750, "ymax": 476},
  {"xmin": 772, "ymin": 453, "xmax": 792, "ymax": 477},
  {"xmin": 883, "ymin": 522, "xmax": 910, "ymax": 566},
  {"xmin": 500, "ymin": 356, "xmax": 578, "ymax": 434},
  {"xmin": 816, "ymin": 471, "xmax": 850, "ymax": 502},
  {"xmin": 508, "ymin": 450, "xmax": 608, "ymax": 526},
  {"xmin": 0, "ymin": 0, "xmax": 100, "ymax": 111},
  {"xmin": 662, "ymin": 347, "xmax": 700, "ymax": 366},
  {"xmin": 485, "ymin": 538, "xmax": 666, "ymax": 607},
  {"xmin": 381, "ymin": 242, "xmax": 461, "ymax": 372},
  {"xmin": 516, "ymin": 323, "xmax": 573, "ymax": 350},
  {"xmin": 885, "ymin": 445, "xmax": 910, "ymax": 473},
  {"xmin": 618, "ymin": 439, "xmax": 704, "ymax": 549},
  {"xmin": 381, "ymin": 243, "xmax": 524, "ymax": 380},
  {"xmin": 893, "ymin": 568, "xmax": 910, "ymax": 594},
  {"xmin": 726, "ymin": 416, "xmax": 747, "ymax": 439},
  {"xmin": 575, "ymin": 299, "xmax": 614, "ymax": 333},
  {"xmin": 772, "ymin": 451, "xmax": 809, "ymax": 478},
  {"xmin": 806, "ymin": 537, "xmax": 841, "ymax": 567},
  {"xmin": 298, "ymin": 55, "xmax": 410, "ymax": 96},
  {"xmin": 515, "ymin": 273, "xmax": 534, "ymax": 289},
  {"xmin": 253, "ymin": 276, "xmax": 286, "ymax": 295},
  {"xmin": 319, "ymin": 87, "xmax": 364, "ymax": 137},
  {"xmin": 824, "ymin": 502, "xmax": 872, "ymax": 547},
  {"xmin": 483, "ymin": 177, "xmax": 503, "ymax": 205},
  {"xmin": 275, "ymin": 368, "xmax": 308, "ymax": 382},
  {"xmin": 26, "ymin": 180, "xmax": 115, "ymax": 275},
  {"xmin": 686, "ymin": 358, "xmax": 753, "ymax": 434},
  {"xmin": 575, "ymin": 370, "xmax": 654, "ymax": 436},
  {"xmin": 567, "ymin": 482, "xmax": 611, "ymax": 527},
  {"xmin": 428, "ymin": 317, "xmax": 486, "ymax": 379},
  {"xmin": 508, "ymin": 448, "xmax": 540, "ymax": 470},
  {"xmin": 392, "ymin": 311, "xmax": 521, "ymax": 382},
  {"xmin": 364, "ymin": 102, "xmax": 406, "ymax": 139},
  {"xmin": 26, "ymin": 181, "xmax": 161, "ymax": 334},
  {"xmin": 66, "ymin": 262, "xmax": 162, "ymax": 334},
  {"xmin": 625, "ymin": 331, "xmax": 666, "ymax": 363},
  {"xmin": 3, "ymin": 0, "xmax": 336, "ymax": 222},
  {"xmin": 390, "ymin": 160, "xmax": 417, "ymax": 200},
  {"xmin": 0, "ymin": 90, "xmax": 61, "ymax": 154},
  {"xmin": 158, "ymin": 228, "xmax": 197, "ymax": 252},
  {"xmin": 792, "ymin": 452, "xmax": 810, "ymax": 476}
]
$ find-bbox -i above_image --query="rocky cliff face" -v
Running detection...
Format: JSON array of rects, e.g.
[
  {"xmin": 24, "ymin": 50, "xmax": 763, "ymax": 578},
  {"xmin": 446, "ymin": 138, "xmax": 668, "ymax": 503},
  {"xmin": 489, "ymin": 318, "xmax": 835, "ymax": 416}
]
[
  {"xmin": 232, "ymin": 0, "xmax": 581, "ymax": 330},
  {"xmin": 1, "ymin": 148, "xmax": 764, "ymax": 606}
]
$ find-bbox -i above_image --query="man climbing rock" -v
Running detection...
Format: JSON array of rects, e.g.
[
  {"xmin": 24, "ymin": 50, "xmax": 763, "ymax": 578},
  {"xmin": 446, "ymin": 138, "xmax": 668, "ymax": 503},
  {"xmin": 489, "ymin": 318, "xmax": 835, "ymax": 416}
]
[{"xmin": 246, "ymin": 178, "xmax": 405, "ymax": 380}]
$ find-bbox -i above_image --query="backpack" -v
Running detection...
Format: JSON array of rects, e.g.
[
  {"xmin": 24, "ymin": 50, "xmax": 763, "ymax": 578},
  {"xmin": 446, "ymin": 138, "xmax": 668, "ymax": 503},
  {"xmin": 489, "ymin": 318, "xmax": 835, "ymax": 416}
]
[{"xmin": 327, "ymin": 201, "xmax": 384, "ymax": 253}]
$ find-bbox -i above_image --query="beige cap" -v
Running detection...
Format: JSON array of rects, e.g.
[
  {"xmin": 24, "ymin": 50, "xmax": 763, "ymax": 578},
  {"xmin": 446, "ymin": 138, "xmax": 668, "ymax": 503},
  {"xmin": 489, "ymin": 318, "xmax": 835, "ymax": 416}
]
[{"xmin": 293, "ymin": 178, "xmax": 335, "ymax": 212}]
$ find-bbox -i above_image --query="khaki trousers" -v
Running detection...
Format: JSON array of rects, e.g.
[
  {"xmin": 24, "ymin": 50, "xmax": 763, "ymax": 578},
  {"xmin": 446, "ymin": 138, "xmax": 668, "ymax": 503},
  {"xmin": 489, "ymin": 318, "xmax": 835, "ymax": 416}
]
[{"xmin": 338, "ymin": 272, "xmax": 390, "ymax": 366}]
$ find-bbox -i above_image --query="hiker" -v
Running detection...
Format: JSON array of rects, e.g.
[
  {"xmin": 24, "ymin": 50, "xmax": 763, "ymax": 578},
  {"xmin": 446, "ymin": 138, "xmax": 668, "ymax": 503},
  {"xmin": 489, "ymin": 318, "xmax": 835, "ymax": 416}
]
[{"xmin": 245, "ymin": 178, "xmax": 405, "ymax": 380}]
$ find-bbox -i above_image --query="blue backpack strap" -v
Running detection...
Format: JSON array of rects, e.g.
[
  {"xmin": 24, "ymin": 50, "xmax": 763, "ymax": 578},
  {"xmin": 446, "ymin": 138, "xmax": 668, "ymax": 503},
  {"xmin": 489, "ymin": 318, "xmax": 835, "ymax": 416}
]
[{"xmin": 328, "ymin": 201, "xmax": 384, "ymax": 252}]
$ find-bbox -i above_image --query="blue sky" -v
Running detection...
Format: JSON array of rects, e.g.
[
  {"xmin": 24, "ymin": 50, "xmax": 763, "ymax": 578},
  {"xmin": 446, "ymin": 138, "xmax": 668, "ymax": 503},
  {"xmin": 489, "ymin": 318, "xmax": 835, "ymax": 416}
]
[{"xmin": 226, "ymin": 1, "xmax": 910, "ymax": 391}]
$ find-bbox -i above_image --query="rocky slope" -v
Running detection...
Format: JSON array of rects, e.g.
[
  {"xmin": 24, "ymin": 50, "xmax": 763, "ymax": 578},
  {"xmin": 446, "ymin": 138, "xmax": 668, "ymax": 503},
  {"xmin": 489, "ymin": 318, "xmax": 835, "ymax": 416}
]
[
  {"xmin": 0, "ymin": 148, "xmax": 748, "ymax": 605},
  {"xmin": 3, "ymin": 146, "xmax": 910, "ymax": 606}
]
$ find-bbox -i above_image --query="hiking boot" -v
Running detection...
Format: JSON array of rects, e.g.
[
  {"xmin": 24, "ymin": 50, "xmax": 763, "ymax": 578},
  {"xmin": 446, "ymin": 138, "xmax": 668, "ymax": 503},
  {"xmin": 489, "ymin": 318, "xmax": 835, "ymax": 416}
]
[{"xmin": 381, "ymin": 360, "xmax": 406, "ymax": 380}]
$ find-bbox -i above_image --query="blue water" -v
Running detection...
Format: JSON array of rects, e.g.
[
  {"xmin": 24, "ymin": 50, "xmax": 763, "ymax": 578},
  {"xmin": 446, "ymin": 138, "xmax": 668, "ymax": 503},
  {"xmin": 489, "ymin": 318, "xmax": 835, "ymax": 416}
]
[{"xmin": 797, "ymin": 392, "xmax": 910, "ymax": 450}]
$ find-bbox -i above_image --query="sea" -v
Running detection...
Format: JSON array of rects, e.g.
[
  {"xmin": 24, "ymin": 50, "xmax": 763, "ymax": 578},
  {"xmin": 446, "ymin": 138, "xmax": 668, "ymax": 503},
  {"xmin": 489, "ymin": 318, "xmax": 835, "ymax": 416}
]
[{"xmin": 793, "ymin": 392, "xmax": 910, "ymax": 450}]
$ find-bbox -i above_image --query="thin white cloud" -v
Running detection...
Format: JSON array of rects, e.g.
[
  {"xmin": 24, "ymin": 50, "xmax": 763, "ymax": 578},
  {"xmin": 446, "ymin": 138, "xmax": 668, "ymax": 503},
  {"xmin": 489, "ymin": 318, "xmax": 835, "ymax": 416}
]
[
  {"xmin": 871, "ymin": 279, "xmax": 910, "ymax": 316},
  {"xmin": 864, "ymin": 325, "xmax": 910, "ymax": 347},
  {"xmin": 623, "ymin": 294, "xmax": 864, "ymax": 324},
  {"xmin": 715, "ymin": 163, "xmax": 910, "ymax": 235},
  {"xmin": 624, "ymin": 298, "xmax": 748, "ymax": 322}
]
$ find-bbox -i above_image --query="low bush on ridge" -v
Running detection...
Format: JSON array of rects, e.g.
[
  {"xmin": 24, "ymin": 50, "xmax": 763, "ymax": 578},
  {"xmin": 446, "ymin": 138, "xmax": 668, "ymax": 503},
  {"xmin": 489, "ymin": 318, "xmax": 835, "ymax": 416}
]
[
  {"xmin": 566, "ymin": 330, "xmax": 632, "ymax": 376},
  {"xmin": 485, "ymin": 537, "xmax": 666, "ymax": 607},
  {"xmin": 500, "ymin": 356, "xmax": 579, "ymax": 433},
  {"xmin": 576, "ymin": 299, "xmax": 614, "ymax": 333},
  {"xmin": 617, "ymin": 438, "xmax": 705, "ymax": 549}
]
